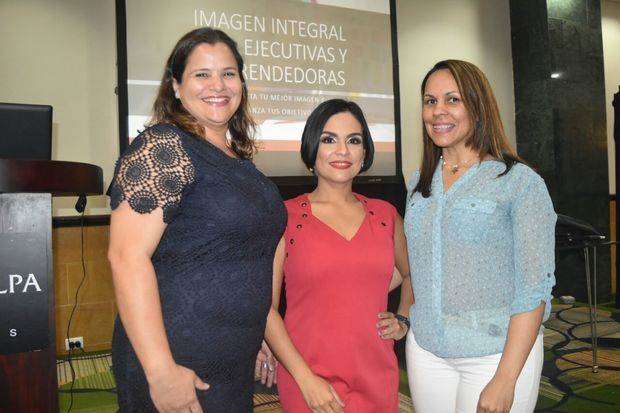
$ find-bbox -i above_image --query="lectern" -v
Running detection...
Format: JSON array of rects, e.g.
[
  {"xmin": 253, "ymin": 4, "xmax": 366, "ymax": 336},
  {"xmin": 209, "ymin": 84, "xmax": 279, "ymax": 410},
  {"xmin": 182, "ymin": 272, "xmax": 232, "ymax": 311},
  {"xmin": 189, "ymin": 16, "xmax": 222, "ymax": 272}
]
[{"xmin": 0, "ymin": 159, "xmax": 102, "ymax": 412}]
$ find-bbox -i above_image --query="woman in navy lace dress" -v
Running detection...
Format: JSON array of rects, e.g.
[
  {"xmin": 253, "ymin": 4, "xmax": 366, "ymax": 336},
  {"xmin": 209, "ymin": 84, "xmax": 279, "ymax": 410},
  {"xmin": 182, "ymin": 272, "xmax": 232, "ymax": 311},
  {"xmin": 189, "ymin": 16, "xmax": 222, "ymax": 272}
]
[{"xmin": 108, "ymin": 28, "xmax": 286, "ymax": 412}]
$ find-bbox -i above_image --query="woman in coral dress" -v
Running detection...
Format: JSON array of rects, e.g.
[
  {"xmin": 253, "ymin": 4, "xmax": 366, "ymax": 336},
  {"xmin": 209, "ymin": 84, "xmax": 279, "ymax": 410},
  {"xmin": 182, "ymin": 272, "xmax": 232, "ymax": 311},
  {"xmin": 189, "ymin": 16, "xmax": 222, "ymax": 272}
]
[{"xmin": 265, "ymin": 99, "xmax": 414, "ymax": 413}]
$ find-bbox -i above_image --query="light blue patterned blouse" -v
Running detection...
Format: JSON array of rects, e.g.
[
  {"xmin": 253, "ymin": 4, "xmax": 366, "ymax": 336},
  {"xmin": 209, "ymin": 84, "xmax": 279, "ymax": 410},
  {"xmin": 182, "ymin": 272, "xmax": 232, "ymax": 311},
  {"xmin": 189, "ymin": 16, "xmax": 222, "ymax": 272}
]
[{"xmin": 404, "ymin": 161, "xmax": 556, "ymax": 358}]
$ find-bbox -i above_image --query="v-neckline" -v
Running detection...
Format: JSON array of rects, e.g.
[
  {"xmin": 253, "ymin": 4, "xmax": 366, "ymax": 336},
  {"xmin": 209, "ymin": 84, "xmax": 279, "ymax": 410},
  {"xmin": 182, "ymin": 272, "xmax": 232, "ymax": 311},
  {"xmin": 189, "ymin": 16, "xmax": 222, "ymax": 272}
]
[
  {"xmin": 438, "ymin": 160, "xmax": 482, "ymax": 195},
  {"xmin": 303, "ymin": 193, "xmax": 368, "ymax": 242}
]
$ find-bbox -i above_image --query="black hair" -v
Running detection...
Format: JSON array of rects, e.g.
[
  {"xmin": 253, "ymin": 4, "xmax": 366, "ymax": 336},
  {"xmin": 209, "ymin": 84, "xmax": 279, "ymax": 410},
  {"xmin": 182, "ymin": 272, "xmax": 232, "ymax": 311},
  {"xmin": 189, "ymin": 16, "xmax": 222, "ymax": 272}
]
[{"xmin": 300, "ymin": 99, "xmax": 374, "ymax": 172}]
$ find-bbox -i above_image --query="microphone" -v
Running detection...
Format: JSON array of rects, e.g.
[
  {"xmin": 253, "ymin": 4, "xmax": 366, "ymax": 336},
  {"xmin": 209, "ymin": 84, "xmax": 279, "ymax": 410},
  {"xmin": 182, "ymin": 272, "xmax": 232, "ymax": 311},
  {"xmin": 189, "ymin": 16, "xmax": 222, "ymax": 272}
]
[{"xmin": 75, "ymin": 194, "xmax": 87, "ymax": 213}]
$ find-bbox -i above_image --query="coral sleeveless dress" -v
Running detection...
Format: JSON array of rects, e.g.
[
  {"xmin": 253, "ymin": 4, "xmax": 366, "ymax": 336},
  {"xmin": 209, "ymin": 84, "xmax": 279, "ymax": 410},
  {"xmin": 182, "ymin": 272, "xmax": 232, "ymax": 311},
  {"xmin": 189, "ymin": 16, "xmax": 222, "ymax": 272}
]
[{"xmin": 277, "ymin": 193, "xmax": 399, "ymax": 413}]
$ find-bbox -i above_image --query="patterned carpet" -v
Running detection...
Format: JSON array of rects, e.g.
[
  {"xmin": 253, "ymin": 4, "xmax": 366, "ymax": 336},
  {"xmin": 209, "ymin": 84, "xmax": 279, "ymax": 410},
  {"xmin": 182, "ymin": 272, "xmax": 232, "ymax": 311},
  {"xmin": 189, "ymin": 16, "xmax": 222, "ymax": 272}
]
[
  {"xmin": 57, "ymin": 304, "xmax": 619, "ymax": 412},
  {"xmin": 535, "ymin": 304, "xmax": 620, "ymax": 412}
]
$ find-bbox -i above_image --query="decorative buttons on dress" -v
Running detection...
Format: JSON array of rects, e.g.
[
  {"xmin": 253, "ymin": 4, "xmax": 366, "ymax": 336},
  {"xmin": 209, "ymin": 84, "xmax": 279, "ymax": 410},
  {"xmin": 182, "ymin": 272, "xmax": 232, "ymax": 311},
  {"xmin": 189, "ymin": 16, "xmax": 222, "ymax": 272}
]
[
  {"xmin": 381, "ymin": 222, "xmax": 386, "ymax": 226},
  {"xmin": 302, "ymin": 213, "xmax": 308, "ymax": 218},
  {"xmin": 290, "ymin": 238, "xmax": 295, "ymax": 245},
  {"xmin": 296, "ymin": 224, "xmax": 302, "ymax": 229},
  {"xmin": 369, "ymin": 211, "xmax": 375, "ymax": 215},
  {"xmin": 301, "ymin": 202, "xmax": 307, "ymax": 207}
]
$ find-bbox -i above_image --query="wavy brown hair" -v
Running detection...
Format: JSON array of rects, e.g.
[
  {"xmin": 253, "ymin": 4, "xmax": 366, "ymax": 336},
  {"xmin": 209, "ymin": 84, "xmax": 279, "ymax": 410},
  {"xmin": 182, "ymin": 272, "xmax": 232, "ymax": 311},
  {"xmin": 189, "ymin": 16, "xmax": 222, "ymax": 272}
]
[
  {"xmin": 149, "ymin": 27, "xmax": 257, "ymax": 159},
  {"xmin": 414, "ymin": 60, "xmax": 523, "ymax": 197}
]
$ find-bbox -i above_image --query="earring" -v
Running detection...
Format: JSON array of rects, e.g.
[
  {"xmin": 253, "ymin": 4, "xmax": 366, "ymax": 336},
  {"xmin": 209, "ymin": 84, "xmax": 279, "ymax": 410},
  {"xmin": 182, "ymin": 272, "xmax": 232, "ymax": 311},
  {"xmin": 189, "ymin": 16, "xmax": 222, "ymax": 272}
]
[
  {"xmin": 309, "ymin": 167, "xmax": 314, "ymax": 174},
  {"xmin": 174, "ymin": 90, "xmax": 180, "ymax": 99},
  {"xmin": 361, "ymin": 160, "xmax": 365, "ymax": 169}
]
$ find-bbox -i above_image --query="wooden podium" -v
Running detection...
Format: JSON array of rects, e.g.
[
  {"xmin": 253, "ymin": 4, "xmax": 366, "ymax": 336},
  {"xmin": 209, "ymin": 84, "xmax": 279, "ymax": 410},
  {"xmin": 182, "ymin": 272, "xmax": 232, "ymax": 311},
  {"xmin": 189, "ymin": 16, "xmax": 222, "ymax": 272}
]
[{"xmin": 0, "ymin": 159, "xmax": 102, "ymax": 413}]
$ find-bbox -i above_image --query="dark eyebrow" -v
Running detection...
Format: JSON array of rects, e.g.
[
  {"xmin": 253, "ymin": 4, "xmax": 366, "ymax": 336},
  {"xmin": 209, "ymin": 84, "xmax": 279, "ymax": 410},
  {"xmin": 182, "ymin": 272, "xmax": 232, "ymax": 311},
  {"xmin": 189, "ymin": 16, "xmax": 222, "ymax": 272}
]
[
  {"xmin": 320, "ymin": 131, "xmax": 362, "ymax": 138},
  {"xmin": 424, "ymin": 91, "xmax": 460, "ymax": 98},
  {"xmin": 190, "ymin": 66, "xmax": 238, "ymax": 73}
]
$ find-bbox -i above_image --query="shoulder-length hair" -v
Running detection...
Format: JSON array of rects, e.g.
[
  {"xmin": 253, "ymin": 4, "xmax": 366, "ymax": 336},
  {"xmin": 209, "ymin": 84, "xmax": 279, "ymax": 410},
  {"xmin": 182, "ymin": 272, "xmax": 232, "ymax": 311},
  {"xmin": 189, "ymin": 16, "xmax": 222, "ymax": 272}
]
[
  {"xmin": 149, "ymin": 27, "xmax": 256, "ymax": 159},
  {"xmin": 300, "ymin": 99, "xmax": 374, "ymax": 172},
  {"xmin": 414, "ymin": 59, "xmax": 523, "ymax": 197}
]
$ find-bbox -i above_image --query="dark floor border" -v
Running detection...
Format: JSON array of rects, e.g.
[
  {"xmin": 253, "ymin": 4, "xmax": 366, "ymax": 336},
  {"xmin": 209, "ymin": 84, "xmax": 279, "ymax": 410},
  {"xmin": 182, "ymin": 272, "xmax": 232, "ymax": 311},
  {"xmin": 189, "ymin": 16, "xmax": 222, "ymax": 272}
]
[{"xmin": 52, "ymin": 215, "xmax": 110, "ymax": 228}]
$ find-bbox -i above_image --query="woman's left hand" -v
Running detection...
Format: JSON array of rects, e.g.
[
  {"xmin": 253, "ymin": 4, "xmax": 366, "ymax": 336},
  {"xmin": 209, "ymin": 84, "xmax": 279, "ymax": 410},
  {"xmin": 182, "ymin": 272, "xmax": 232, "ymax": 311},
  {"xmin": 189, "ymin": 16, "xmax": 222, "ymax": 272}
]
[
  {"xmin": 376, "ymin": 312, "xmax": 407, "ymax": 340},
  {"xmin": 476, "ymin": 376, "xmax": 516, "ymax": 413},
  {"xmin": 255, "ymin": 340, "xmax": 277, "ymax": 387}
]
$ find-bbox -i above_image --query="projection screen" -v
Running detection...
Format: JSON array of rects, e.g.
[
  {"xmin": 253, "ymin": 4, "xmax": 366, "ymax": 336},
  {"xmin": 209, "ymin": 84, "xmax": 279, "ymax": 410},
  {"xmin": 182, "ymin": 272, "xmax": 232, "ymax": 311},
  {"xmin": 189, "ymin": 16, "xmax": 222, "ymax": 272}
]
[{"xmin": 121, "ymin": 0, "xmax": 399, "ymax": 177}]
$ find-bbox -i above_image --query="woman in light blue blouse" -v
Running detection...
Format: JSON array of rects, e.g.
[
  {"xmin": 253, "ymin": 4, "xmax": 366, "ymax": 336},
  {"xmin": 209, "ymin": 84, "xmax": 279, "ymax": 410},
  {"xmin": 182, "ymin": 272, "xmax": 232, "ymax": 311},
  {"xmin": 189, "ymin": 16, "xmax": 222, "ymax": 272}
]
[{"xmin": 404, "ymin": 60, "xmax": 556, "ymax": 413}]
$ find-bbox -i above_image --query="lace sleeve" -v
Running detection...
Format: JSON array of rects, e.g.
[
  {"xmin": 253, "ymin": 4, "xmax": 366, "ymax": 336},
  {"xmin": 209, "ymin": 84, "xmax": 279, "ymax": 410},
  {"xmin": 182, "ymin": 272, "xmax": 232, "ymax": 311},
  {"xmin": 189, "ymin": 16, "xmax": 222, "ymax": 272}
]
[{"xmin": 109, "ymin": 125, "xmax": 195, "ymax": 223}]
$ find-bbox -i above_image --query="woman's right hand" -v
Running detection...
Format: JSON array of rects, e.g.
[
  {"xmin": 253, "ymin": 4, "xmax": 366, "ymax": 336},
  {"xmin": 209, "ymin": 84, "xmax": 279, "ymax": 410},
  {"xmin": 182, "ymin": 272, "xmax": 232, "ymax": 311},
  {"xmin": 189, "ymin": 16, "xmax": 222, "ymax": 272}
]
[
  {"xmin": 299, "ymin": 373, "xmax": 345, "ymax": 413},
  {"xmin": 148, "ymin": 363, "xmax": 210, "ymax": 413}
]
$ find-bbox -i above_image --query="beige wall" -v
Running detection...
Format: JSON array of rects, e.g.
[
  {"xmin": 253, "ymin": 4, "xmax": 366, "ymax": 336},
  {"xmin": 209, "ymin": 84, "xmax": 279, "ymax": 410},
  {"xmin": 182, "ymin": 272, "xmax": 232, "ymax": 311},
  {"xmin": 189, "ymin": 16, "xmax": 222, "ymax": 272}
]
[
  {"xmin": 4, "ymin": 1, "xmax": 618, "ymax": 196},
  {"xmin": 1, "ymin": 0, "xmax": 518, "ymax": 208},
  {"xmin": 396, "ymin": 0, "xmax": 516, "ymax": 181},
  {"xmin": 3, "ymin": 0, "xmax": 617, "ymax": 355},
  {"xmin": 603, "ymin": 0, "xmax": 620, "ymax": 194},
  {"xmin": 0, "ymin": 0, "xmax": 118, "ymax": 216}
]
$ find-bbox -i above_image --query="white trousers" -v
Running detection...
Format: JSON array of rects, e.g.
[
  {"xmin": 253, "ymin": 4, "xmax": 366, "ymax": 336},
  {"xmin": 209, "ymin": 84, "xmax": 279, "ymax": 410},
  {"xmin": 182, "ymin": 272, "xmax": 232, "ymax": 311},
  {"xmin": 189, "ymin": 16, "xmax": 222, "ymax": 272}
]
[{"xmin": 405, "ymin": 331, "xmax": 544, "ymax": 413}]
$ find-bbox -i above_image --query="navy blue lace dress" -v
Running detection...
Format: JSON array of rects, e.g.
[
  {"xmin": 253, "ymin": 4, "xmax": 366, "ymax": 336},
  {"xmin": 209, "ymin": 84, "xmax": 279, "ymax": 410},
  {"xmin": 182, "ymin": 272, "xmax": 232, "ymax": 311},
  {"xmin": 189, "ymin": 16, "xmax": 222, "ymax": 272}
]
[{"xmin": 109, "ymin": 124, "xmax": 286, "ymax": 412}]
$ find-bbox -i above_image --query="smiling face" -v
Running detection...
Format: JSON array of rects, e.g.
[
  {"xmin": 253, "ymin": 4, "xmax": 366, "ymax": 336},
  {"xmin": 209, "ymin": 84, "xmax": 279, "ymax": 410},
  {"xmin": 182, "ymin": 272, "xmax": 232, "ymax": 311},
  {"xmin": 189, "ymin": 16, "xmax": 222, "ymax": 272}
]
[
  {"xmin": 422, "ymin": 69, "xmax": 473, "ymax": 151},
  {"xmin": 173, "ymin": 42, "xmax": 243, "ymax": 136},
  {"xmin": 314, "ymin": 111, "xmax": 366, "ymax": 185}
]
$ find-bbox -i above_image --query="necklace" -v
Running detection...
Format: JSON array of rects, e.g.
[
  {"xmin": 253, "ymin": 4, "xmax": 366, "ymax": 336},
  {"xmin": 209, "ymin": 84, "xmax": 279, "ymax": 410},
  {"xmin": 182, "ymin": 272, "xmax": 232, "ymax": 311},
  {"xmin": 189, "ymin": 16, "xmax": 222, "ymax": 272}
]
[{"xmin": 440, "ymin": 155, "xmax": 479, "ymax": 174}]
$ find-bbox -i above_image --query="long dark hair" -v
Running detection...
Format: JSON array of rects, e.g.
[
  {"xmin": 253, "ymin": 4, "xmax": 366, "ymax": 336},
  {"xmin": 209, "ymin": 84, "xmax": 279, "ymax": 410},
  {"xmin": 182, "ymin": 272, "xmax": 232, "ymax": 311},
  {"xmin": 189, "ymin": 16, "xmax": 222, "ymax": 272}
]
[
  {"xmin": 414, "ymin": 60, "xmax": 523, "ymax": 197},
  {"xmin": 149, "ymin": 27, "xmax": 256, "ymax": 159}
]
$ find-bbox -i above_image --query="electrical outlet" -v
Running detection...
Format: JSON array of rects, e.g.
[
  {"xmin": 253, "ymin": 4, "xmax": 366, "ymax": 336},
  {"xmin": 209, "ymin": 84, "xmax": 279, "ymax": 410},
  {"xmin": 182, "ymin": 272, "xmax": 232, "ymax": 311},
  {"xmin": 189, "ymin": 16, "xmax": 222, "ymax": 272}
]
[{"xmin": 65, "ymin": 336, "xmax": 84, "ymax": 351}]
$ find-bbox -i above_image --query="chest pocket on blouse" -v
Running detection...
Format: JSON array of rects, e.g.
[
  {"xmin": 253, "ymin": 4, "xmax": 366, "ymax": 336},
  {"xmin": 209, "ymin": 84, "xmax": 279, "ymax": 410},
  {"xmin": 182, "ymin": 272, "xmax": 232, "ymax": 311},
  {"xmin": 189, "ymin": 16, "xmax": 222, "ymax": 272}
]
[
  {"xmin": 405, "ymin": 195, "xmax": 432, "ymax": 238},
  {"xmin": 450, "ymin": 198, "xmax": 498, "ymax": 241}
]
